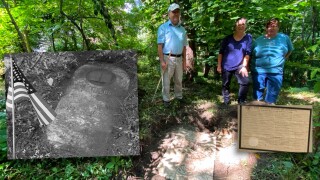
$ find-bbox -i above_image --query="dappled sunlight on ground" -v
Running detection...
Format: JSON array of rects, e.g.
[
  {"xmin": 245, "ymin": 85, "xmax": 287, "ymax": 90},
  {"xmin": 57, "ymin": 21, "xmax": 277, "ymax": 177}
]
[
  {"xmin": 288, "ymin": 93, "xmax": 320, "ymax": 103},
  {"xmin": 141, "ymin": 100, "xmax": 260, "ymax": 179},
  {"xmin": 153, "ymin": 125, "xmax": 216, "ymax": 179},
  {"xmin": 197, "ymin": 102, "xmax": 215, "ymax": 126},
  {"xmin": 218, "ymin": 142, "xmax": 249, "ymax": 165}
]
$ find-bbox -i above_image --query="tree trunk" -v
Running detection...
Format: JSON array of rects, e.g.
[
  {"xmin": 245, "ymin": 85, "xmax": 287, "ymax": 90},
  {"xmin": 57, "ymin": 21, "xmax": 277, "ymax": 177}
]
[
  {"xmin": 311, "ymin": 4, "xmax": 318, "ymax": 45},
  {"xmin": 302, "ymin": 10, "xmax": 306, "ymax": 47},
  {"xmin": 71, "ymin": 29, "xmax": 78, "ymax": 50},
  {"xmin": 23, "ymin": 27, "xmax": 32, "ymax": 52},
  {"xmin": 98, "ymin": 0, "xmax": 118, "ymax": 46},
  {"xmin": 59, "ymin": 0, "xmax": 91, "ymax": 50},
  {"xmin": 2, "ymin": 0, "xmax": 31, "ymax": 52},
  {"xmin": 180, "ymin": 0, "xmax": 196, "ymax": 81},
  {"xmin": 51, "ymin": 33, "xmax": 56, "ymax": 52}
]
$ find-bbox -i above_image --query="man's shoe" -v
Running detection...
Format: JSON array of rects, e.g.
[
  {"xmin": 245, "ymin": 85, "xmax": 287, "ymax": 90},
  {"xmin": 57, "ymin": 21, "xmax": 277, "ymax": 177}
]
[
  {"xmin": 163, "ymin": 101, "xmax": 170, "ymax": 107},
  {"xmin": 238, "ymin": 101, "xmax": 247, "ymax": 105},
  {"xmin": 238, "ymin": 98, "xmax": 248, "ymax": 105},
  {"xmin": 219, "ymin": 101, "xmax": 230, "ymax": 109},
  {"xmin": 177, "ymin": 98, "xmax": 186, "ymax": 104}
]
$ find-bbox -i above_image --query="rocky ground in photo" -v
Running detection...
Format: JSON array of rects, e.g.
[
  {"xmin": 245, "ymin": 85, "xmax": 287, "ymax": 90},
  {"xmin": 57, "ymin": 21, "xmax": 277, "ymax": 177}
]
[{"xmin": 5, "ymin": 50, "xmax": 139, "ymax": 159}]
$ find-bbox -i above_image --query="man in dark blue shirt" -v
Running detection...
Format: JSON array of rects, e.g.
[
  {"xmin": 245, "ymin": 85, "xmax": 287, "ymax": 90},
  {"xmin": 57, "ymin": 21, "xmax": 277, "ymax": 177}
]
[{"xmin": 217, "ymin": 17, "xmax": 252, "ymax": 105}]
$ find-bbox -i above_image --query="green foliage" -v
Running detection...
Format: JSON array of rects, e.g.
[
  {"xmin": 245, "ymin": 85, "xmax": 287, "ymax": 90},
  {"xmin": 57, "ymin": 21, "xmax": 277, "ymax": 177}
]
[
  {"xmin": 1, "ymin": 0, "xmax": 320, "ymax": 178},
  {"xmin": 0, "ymin": 79, "xmax": 6, "ymax": 163},
  {"xmin": 0, "ymin": 157, "xmax": 133, "ymax": 179},
  {"xmin": 0, "ymin": 111, "xmax": 6, "ymax": 161}
]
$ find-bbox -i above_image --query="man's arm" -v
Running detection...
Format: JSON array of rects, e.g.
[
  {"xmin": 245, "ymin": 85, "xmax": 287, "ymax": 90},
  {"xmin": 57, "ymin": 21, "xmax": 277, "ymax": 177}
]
[
  {"xmin": 183, "ymin": 46, "xmax": 187, "ymax": 71},
  {"xmin": 158, "ymin": 44, "xmax": 167, "ymax": 71}
]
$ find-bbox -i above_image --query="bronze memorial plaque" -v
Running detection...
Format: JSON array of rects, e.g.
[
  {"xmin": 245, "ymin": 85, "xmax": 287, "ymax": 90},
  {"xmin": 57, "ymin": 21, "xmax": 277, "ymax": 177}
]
[{"xmin": 238, "ymin": 105, "xmax": 313, "ymax": 153}]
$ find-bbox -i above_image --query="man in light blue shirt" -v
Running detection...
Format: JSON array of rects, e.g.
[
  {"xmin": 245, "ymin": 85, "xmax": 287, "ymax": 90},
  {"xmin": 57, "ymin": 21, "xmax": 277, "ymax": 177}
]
[{"xmin": 157, "ymin": 3, "xmax": 188, "ymax": 107}]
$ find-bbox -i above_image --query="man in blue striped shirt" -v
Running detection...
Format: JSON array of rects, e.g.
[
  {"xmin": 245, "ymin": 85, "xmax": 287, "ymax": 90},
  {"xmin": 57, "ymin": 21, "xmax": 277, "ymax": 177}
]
[{"xmin": 157, "ymin": 3, "xmax": 188, "ymax": 107}]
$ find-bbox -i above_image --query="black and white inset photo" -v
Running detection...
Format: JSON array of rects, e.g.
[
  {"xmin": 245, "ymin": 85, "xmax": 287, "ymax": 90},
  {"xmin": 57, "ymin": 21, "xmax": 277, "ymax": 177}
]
[{"xmin": 5, "ymin": 50, "xmax": 139, "ymax": 159}]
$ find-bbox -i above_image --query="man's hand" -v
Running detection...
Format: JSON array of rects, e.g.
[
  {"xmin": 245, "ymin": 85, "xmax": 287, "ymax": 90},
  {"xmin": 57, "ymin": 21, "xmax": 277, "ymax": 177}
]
[
  {"xmin": 161, "ymin": 61, "xmax": 167, "ymax": 71},
  {"xmin": 217, "ymin": 65, "xmax": 222, "ymax": 74},
  {"xmin": 239, "ymin": 67, "xmax": 248, "ymax": 77}
]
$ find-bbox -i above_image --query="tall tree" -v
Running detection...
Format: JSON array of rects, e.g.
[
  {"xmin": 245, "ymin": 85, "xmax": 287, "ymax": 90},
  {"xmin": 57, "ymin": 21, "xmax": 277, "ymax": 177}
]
[
  {"xmin": 59, "ymin": 0, "xmax": 91, "ymax": 50},
  {"xmin": 1, "ymin": 0, "xmax": 31, "ymax": 52},
  {"xmin": 92, "ymin": 0, "xmax": 118, "ymax": 46}
]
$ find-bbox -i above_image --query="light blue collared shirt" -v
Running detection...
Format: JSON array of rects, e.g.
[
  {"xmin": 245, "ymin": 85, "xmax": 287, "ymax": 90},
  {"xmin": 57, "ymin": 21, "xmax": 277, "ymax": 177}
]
[{"xmin": 157, "ymin": 20, "xmax": 188, "ymax": 55}]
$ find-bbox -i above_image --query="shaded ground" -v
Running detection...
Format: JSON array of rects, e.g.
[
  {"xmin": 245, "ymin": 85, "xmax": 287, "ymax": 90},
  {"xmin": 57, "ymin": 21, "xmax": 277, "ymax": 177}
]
[
  {"xmin": 129, "ymin": 75, "xmax": 320, "ymax": 179},
  {"xmin": 150, "ymin": 124, "xmax": 215, "ymax": 179},
  {"xmin": 131, "ymin": 80, "xmax": 257, "ymax": 179}
]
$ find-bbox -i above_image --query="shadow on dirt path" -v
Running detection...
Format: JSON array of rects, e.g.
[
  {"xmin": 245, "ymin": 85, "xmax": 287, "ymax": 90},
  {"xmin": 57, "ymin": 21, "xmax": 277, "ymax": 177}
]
[{"xmin": 131, "ymin": 97, "xmax": 257, "ymax": 179}]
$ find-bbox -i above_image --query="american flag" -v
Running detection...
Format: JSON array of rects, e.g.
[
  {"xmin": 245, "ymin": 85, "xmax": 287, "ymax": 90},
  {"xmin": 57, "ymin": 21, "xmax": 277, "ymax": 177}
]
[{"xmin": 6, "ymin": 60, "xmax": 57, "ymax": 126}]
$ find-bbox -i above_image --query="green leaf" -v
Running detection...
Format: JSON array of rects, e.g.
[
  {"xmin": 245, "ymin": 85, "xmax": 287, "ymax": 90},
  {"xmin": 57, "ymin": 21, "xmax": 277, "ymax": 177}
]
[
  {"xmin": 0, "ymin": 135, "xmax": 7, "ymax": 143},
  {"xmin": 312, "ymin": 159, "xmax": 319, "ymax": 165},
  {"xmin": 283, "ymin": 161, "xmax": 293, "ymax": 169},
  {"xmin": 311, "ymin": 69, "xmax": 318, "ymax": 79},
  {"xmin": 52, "ymin": 167, "xmax": 58, "ymax": 173},
  {"xmin": 0, "ymin": 129, "xmax": 6, "ymax": 136},
  {"xmin": 314, "ymin": 122, "xmax": 320, "ymax": 127},
  {"xmin": 106, "ymin": 162, "xmax": 114, "ymax": 169},
  {"xmin": 210, "ymin": 17, "xmax": 214, "ymax": 23},
  {"xmin": 309, "ymin": 45, "xmax": 318, "ymax": 53},
  {"xmin": 314, "ymin": 82, "xmax": 320, "ymax": 93}
]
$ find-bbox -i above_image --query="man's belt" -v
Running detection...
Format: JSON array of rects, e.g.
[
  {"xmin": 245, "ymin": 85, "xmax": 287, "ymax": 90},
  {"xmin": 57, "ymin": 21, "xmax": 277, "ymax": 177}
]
[{"xmin": 164, "ymin": 53, "xmax": 182, "ymax": 57}]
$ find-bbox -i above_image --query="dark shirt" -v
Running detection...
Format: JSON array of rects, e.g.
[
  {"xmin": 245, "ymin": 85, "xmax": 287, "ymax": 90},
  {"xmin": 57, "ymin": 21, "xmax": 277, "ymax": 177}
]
[{"xmin": 219, "ymin": 34, "xmax": 252, "ymax": 71}]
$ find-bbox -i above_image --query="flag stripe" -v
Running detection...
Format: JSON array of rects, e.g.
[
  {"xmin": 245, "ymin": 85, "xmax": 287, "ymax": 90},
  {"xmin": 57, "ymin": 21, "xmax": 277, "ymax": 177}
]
[
  {"xmin": 13, "ymin": 88, "xmax": 28, "ymax": 94},
  {"xmin": 6, "ymin": 60, "xmax": 56, "ymax": 125},
  {"xmin": 30, "ymin": 93, "xmax": 57, "ymax": 119},
  {"xmin": 6, "ymin": 87, "xmax": 29, "ymax": 111},
  {"xmin": 7, "ymin": 87, "xmax": 29, "ymax": 99},
  {"xmin": 7, "ymin": 93, "xmax": 29, "ymax": 102},
  {"xmin": 6, "ymin": 101, "xmax": 13, "ymax": 109},
  {"xmin": 13, "ymin": 82, "xmax": 25, "ymax": 87},
  {"xmin": 30, "ymin": 93, "xmax": 56, "ymax": 123},
  {"xmin": 30, "ymin": 99, "xmax": 50, "ymax": 125},
  {"xmin": 31, "ymin": 102, "xmax": 44, "ymax": 126},
  {"xmin": 7, "ymin": 85, "xmax": 29, "ymax": 99}
]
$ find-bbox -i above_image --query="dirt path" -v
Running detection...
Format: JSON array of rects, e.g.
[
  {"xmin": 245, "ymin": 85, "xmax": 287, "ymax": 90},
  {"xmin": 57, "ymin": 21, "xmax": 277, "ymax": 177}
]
[{"xmin": 131, "ymin": 101, "xmax": 257, "ymax": 179}]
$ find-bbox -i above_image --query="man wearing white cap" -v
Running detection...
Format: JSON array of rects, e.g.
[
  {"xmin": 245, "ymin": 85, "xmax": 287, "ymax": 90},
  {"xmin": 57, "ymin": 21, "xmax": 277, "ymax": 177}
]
[{"xmin": 157, "ymin": 3, "xmax": 188, "ymax": 107}]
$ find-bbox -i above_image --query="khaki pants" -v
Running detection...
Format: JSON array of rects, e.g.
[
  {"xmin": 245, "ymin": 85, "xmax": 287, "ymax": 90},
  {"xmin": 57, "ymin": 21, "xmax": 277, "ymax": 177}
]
[{"xmin": 161, "ymin": 55, "xmax": 183, "ymax": 102}]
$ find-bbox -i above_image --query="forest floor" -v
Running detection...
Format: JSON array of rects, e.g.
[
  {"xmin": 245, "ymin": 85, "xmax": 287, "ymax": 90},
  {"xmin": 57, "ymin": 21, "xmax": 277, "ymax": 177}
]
[
  {"xmin": 131, "ymin": 100, "xmax": 256, "ymax": 179},
  {"xmin": 130, "ymin": 74, "xmax": 320, "ymax": 179}
]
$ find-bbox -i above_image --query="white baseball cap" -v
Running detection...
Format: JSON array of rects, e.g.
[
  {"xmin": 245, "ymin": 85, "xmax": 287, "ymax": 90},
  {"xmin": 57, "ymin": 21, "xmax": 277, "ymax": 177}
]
[{"xmin": 168, "ymin": 3, "xmax": 180, "ymax": 12}]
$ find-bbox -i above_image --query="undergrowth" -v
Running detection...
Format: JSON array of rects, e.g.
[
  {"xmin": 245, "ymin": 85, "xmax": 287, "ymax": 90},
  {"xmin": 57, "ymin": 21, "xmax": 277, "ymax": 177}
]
[{"xmin": 1, "ymin": 57, "xmax": 320, "ymax": 179}]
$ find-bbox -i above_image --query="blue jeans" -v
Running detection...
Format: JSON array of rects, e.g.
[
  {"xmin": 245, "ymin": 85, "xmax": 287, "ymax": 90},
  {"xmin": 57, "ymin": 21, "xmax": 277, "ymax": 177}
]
[
  {"xmin": 222, "ymin": 69, "xmax": 249, "ymax": 104},
  {"xmin": 252, "ymin": 73, "xmax": 283, "ymax": 104}
]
